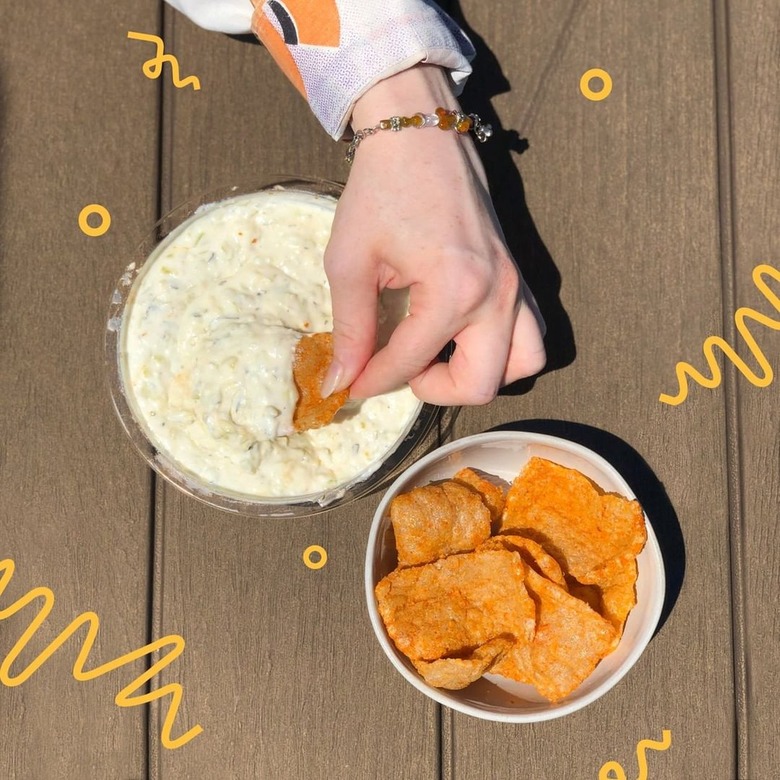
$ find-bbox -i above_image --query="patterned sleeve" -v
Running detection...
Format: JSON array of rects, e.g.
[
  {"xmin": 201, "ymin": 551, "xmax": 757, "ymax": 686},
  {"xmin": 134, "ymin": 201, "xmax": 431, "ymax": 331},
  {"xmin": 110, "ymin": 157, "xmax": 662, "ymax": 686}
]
[{"xmin": 166, "ymin": 0, "xmax": 475, "ymax": 140}]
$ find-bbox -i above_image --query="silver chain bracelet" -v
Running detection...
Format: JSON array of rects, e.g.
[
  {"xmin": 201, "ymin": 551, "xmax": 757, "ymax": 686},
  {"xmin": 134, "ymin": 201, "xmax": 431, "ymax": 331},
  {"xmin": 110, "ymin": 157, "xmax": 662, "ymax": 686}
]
[{"xmin": 345, "ymin": 107, "xmax": 493, "ymax": 164}]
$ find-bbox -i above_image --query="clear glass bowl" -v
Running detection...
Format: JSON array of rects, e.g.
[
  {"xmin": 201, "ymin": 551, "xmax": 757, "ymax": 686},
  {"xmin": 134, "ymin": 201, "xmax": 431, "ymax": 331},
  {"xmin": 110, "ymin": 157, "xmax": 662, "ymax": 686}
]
[{"xmin": 106, "ymin": 177, "xmax": 453, "ymax": 517}]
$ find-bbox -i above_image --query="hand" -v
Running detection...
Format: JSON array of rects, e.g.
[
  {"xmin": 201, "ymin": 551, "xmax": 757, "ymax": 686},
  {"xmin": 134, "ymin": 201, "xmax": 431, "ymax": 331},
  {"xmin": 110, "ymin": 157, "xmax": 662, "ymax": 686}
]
[{"xmin": 322, "ymin": 65, "xmax": 546, "ymax": 406}]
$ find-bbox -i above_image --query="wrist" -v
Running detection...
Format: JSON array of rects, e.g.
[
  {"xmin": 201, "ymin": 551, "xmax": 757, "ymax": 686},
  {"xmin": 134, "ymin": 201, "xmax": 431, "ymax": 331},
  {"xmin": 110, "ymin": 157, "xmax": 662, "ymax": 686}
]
[{"xmin": 350, "ymin": 65, "xmax": 459, "ymax": 131}]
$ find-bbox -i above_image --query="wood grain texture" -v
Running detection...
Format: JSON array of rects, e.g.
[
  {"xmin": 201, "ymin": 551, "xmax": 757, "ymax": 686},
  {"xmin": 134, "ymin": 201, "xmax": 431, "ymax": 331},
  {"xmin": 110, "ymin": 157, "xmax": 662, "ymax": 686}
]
[
  {"xmin": 0, "ymin": 1, "xmax": 159, "ymax": 777},
  {"xmin": 727, "ymin": 1, "xmax": 780, "ymax": 777},
  {"xmin": 152, "ymin": 10, "xmax": 439, "ymax": 779},
  {"xmin": 3, "ymin": 0, "xmax": 769, "ymax": 777},
  {"xmin": 449, "ymin": 0, "xmax": 737, "ymax": 777}
]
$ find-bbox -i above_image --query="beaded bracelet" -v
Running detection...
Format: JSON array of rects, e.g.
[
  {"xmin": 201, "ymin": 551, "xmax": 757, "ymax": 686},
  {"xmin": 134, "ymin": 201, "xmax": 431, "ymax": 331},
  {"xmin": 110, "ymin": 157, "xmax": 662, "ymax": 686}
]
[{"xmin": 345, "ymin": 107, "xmax": 493, "ymax": 164}]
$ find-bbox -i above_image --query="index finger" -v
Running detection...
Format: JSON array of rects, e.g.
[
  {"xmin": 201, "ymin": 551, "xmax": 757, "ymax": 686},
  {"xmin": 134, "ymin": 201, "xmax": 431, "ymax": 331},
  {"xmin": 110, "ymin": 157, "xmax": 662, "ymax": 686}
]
[
  {"xmin": 347, "ymin": 303, "xmax": 457, "ymax": 399},
  {"xmin": 323, "ymin": 244, "xmax": 379, "ymax": 395}
]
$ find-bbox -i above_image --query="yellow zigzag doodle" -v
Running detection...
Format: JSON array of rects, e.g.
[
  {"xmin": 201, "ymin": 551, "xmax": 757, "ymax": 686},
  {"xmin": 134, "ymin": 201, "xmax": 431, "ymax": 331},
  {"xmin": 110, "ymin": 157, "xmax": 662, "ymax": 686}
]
[
  {"xmin": 127, "ymin": 31, "xmax": 201, "ymax": 90},
  {"xmin": 660, "ymin": 264, "xmax": 780, "ymax": 405},
  {"xmin": 599, "ymin": 729, "xmax": 672, "ymax": 780},
  {"xmin": 0, "ymin": 558, "xmax": 202, "ymax": 749}
]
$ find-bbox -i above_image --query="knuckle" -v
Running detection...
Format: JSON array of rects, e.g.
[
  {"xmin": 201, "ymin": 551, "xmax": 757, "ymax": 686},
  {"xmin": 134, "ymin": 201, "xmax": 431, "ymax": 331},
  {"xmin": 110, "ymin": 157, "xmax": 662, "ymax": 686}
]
[
  {"xmin": 330, "ymin": 316, "xmax": 364, "ymax": 347},
  {"xmin": 445, "ymin": 254, "xmax": 497, "ymax": 313},
  {"xmin": 515, "ymin": 347, "xmax": 547, "ymax": 379},
  {"xmin": 496, "ymin": 258, "xmax": 521, "ymax": 304},
  {"xmin": 448, "ymin": 249, "xmax": 520, "ymax": 317},
  {"xmin": 465, "ymin": 384, "xmax": 500, "ymax": 405}
]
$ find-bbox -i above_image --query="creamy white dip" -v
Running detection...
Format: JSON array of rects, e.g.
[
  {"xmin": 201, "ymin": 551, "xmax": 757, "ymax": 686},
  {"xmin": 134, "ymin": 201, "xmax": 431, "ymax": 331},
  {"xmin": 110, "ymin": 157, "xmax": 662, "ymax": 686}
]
[{"xmin": 121, "ymin": 189, "xmax": 421, "ymax": 500}]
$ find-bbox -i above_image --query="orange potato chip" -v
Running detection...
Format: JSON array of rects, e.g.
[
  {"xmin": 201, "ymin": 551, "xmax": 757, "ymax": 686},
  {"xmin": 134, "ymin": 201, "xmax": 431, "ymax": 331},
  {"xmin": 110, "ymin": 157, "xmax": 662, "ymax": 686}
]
[
  {"xmin": 412, "ymin": 636, "xmax": 513, "ymax": 690},
  {"xmin": 375, "ymin": 550, "xmax": 535, "ymax": 662},
  {"xmin": 453, "ymin": 467, "xmax": 507, "ymax": 523},
  {"xmin": 484, "ymin": 635, "xmax": 534, "ymax": 686},
  {"xmin": 593, "ymin": 559, "xmax": 638, "ymax": 641},
  {"xmin": 492, "ymin": 568, "xmax": 617, "ymax": 702},
  {"xmin": 390, "ymin": 481, "xmax": 491, "ymax": 567},
  {"xmin": 578, "ymin": 549, "xmax": 637, "ymax": 587},
  {"xmin": 376, "ymin": 458, "xmax": 647, "ymax": 700},
  {"xmin": 566, "ymin": 580, "xmax": 602, "ymax": 612},
  {"xmin": 500, "ymin": 457, "xmax": 646, "ymax": 582},
  {"xmin": 478, "ymin": 534, "xmax": 567, "ymax": 589},
  {"xmin": 567, "ymin": 557, "xmax": 638, "ymax": 648},
  {"xmin": 292, "ymin": 332, "xmax": 349, "ymax": 432}
]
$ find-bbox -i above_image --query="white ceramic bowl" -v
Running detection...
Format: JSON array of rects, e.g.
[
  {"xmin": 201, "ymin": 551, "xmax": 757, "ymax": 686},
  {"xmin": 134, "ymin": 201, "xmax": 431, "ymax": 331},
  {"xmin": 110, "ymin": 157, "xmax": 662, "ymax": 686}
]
[{"xmin": 365, "ymin": 430, "xmax": 665, "ymax": 722}]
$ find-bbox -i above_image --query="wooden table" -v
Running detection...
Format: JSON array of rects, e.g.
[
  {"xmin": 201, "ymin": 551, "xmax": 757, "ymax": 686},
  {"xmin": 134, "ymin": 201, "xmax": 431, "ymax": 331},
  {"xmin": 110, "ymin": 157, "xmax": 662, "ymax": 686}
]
[{"xmin": 1, "ymin": 1, "xmax": 777, "ymax": 777}]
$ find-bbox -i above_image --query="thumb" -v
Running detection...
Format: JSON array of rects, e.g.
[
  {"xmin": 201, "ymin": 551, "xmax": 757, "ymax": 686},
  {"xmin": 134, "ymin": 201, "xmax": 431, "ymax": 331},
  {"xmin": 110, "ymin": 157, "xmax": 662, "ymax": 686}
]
[{"xmin": 321, "ymin": 244, "xmax": 378, "ymax": 397}]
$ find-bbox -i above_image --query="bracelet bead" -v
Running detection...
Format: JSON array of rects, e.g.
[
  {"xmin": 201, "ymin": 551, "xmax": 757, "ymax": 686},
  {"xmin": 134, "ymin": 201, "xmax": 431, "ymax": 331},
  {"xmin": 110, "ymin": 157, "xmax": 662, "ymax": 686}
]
[{"xmin": 345, "ymin": 107, "xmax": 492, "ymax": 164}]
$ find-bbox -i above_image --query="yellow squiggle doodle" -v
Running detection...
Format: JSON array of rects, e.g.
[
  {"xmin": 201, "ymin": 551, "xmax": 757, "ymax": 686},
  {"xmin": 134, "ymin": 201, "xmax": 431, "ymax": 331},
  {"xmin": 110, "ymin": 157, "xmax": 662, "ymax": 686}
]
[
  {"xmin": 660, "ymin": 263, "xmax": 780, "ymax": 405},
  {"xmin": 127, "ymin": 31, "xmax": 201, "ymax": 90},
  {"xmin": 0, "ymin": 558, "xmax": 202, "ymax": 749},
  {"xmin": 599, "ymin": 729, "xmax": 672, "ymax": 780}
]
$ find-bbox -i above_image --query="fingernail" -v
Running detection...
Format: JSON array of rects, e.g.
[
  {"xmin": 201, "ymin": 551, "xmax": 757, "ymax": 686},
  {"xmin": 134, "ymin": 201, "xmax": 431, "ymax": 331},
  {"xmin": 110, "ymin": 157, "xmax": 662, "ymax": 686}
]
[{"xmin": 320, "ymin": 360, "xmax": 344, "ymax": 398}]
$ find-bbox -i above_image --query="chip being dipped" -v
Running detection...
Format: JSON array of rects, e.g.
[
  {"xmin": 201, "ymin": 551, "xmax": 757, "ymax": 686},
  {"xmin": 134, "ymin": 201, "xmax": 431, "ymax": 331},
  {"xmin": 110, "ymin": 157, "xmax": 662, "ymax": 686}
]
[{"xmin": 292, "ymin": 332, "xmax": 349, "ymax": 432}]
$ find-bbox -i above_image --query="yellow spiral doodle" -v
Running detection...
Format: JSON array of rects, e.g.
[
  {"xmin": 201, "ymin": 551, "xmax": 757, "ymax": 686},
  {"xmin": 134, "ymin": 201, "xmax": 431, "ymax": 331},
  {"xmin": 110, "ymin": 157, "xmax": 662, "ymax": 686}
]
[
  {"xmin": 660, "ymin": 263, "xmax": 780, "ymax": 405},
  {"xmin": 599, "ymin": 729, "xmax": 672, "ymax": 780},
  {"xmin": 127, "ymin": 31, "xmax": 201, "ymax": 90},
  {"xmin": 0, "ymin": 558, "xmax": 202, "ymax": 749}
]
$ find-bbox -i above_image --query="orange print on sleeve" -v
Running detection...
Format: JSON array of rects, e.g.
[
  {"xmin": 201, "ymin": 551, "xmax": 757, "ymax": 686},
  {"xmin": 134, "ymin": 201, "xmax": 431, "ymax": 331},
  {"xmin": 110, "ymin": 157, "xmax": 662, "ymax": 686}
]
[{"xmin": 251, "ymin": 0, "xmax": 341, "ymax": 99}]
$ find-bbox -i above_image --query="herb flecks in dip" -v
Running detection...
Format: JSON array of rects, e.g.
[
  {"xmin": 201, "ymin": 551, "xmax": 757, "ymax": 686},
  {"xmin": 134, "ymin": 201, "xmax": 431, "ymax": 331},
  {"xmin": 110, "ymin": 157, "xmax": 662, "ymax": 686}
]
[{"xmin": 122, "ymin": 189, "xmax": 420, "ymax": 500}]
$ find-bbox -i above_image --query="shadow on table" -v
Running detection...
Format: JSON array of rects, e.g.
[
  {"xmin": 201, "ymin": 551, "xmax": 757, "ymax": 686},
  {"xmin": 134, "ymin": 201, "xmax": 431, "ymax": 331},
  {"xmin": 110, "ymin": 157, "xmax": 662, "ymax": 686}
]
[
  {"xmin": 446, "ymin": 1, "xmax": 577, "ymax": 396},
  {"xmin": 489, "ymin": 418, "xmax": 685, "ymax": 635}
]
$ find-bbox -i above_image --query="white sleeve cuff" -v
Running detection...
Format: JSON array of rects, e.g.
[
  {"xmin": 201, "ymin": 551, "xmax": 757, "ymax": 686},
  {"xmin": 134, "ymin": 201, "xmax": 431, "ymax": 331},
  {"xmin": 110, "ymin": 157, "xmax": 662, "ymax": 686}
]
[
  {"xmin": 165, "ymin": 1, "xmax": 475, "ymax": 140},
  {"xmin": 165, "ymin": 0, "xmax": 254, "ymax": 34}
]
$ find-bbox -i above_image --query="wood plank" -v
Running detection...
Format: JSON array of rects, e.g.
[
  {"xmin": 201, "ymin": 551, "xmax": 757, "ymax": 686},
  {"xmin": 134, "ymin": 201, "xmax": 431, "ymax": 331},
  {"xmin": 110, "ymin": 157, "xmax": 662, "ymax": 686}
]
[
  {"xmin": 727, "ymin": 0, "xmax": 780, "ymax": 777},
  {"xmin": 0, "ymin": 1, "xmax": 159, "ymax": 777},
  {"xmin": 152, "ymin": 10, "xmax": 439, "ymax": 778},
  {"xmin": 446, "ymin": 0, "xmax": 736, "ymax": 777}
]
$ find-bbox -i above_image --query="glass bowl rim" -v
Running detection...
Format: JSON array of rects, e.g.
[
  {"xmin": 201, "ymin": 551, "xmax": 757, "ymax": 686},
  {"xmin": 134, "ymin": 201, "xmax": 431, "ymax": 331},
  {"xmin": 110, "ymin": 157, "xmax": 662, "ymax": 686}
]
[{"xmin": 105, "ymin": 176, "xmax": 453, "ymax": 518}]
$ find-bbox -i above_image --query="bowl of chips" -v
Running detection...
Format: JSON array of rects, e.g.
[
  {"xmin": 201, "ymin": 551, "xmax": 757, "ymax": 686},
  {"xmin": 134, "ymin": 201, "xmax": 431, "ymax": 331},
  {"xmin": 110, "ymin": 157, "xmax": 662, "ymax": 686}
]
[{"xmin": 365, "ymin": 430, "xmax": 665, "ymax": 721}]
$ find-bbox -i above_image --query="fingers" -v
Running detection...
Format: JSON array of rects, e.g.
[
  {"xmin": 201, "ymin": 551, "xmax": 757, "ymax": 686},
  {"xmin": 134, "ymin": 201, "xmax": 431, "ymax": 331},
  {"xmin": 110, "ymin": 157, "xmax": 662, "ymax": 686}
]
[
  {"xmin": 345, "ymin": 261, "xmax": 547, "ymax": 404},
  {"xmin": 348, "ymin": 299, "xmax": 456, "ymax": 399},
  {"xmin": 353, "ymin": 284, "xmax": 546, "ymax": 406},
  {"xmin": 409, "ymin": 315, "xmax": 514, "ymax": 405},
  {"xmin": 520, "ymin": 278, "xmax": 546, "ymax": 339},
  {"xmin": 322, "ymin": 244, "xmax": 378, "ymax": 397},
  {"xmin": 503, "ymin": 295, "xmax": 547, "ymax": 385}
]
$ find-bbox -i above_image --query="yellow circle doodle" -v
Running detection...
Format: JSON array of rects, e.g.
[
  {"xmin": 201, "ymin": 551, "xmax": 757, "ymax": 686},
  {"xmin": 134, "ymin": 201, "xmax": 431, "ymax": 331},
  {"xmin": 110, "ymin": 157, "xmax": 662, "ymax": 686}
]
[
  {"xmin": 580, "ymin": 68, "xmax": 613, "ymax": 101},
  {"xmin": 78, "ymin": 204, "xmax": 111, "ymax": 237},
  {"xmin": 303, "ymin": 545, "xmax": 328, "ymax": 570}
]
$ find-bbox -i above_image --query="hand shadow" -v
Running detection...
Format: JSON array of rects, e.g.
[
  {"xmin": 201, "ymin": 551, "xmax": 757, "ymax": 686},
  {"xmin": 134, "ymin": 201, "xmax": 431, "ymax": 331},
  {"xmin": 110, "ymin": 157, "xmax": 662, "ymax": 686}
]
[{"xmin": 440, "ymin": 1, "xmax": 576, "ymax": 395}]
